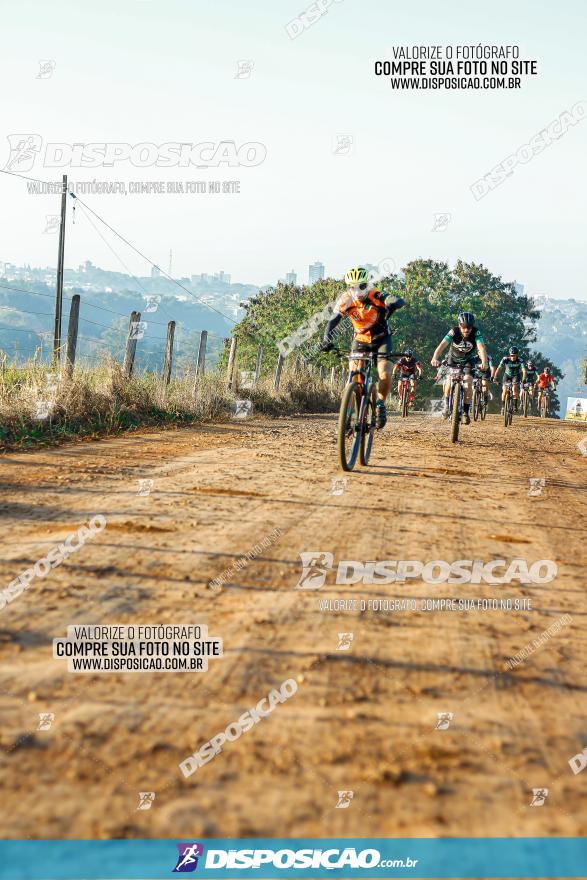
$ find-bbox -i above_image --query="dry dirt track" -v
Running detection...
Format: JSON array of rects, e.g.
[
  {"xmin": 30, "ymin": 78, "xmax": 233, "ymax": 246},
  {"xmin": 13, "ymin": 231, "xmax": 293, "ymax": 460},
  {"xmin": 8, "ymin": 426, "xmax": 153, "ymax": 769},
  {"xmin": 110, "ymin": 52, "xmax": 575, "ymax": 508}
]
[{"xmin": 0, "ymin": 411, "xmax": 586, "ymax": 841}]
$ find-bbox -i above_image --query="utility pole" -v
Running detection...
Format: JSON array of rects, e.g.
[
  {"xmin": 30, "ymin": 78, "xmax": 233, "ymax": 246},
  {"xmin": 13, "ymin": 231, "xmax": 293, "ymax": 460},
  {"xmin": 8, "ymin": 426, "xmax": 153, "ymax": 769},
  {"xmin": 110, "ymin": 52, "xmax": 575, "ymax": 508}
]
[{"xmin": 53, "ymin": 174, "xmax": 68, "ymax": 365}]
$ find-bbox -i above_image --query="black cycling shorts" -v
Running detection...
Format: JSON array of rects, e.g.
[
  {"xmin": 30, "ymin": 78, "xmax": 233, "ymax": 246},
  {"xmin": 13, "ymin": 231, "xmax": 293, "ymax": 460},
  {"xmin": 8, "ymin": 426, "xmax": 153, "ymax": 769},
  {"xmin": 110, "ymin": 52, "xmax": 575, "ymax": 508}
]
[
  {"xmin": 351, "ymin": 335, "xmax": 393, "ymax": 361},
  {"xmin": 447, "ymin": 357, "xmax": 475, "ymax": 374}
]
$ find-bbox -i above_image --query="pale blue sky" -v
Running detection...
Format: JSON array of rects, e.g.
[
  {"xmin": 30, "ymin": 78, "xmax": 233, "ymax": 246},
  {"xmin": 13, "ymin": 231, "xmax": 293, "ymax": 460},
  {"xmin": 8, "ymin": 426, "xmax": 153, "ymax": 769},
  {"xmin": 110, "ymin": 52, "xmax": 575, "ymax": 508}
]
[{"xmin": 1, "ymin": 0, "xmax": 586, "ymax": 298}]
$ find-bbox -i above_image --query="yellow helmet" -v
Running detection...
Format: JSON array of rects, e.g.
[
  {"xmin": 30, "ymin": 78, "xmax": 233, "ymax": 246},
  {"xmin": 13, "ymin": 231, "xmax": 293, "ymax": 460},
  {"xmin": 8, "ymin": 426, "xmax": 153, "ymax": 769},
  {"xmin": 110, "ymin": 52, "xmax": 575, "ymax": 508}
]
[{"xmin": 344, "ymin": 267, "xmax": 369, "ymax": 286}]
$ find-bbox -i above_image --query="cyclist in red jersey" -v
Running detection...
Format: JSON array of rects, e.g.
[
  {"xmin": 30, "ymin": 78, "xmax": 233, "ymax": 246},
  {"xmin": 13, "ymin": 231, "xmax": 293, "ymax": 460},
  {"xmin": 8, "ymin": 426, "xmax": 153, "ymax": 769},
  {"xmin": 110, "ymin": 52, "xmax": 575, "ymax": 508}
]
[{"xmin": 392, "ymin": 350, "xmax": 422, "ymax": 404}]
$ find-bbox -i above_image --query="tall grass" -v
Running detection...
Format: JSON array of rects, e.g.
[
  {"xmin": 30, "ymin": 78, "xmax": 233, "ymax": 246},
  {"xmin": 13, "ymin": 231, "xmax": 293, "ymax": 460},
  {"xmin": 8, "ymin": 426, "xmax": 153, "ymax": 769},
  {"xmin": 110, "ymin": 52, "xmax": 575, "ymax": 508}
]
[{"xmin": 0, "ymin": 354, "xmax": 340, "ymax": 450}]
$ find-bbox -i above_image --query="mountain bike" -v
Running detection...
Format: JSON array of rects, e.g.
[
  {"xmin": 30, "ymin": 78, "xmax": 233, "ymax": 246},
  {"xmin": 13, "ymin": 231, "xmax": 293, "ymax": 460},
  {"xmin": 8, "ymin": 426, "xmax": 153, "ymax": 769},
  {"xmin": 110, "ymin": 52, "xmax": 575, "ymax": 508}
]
[
  {"xmin": 472, "ymin": 372, "xmax": 484, "ymax": 421},
  {"xmin": 540, "ymin": 390, "xmax": 550, "ymax": 419},
  {"xmin": 520, "ymin": 381, "xmax": 532, "ymax": 418},
  {"xmin": 336, "ymin": 348, "xmax": 401, "ymax": 471},
  {"xmin": 447, "ymin": 365, "xmax": 468, "ymax": 443},
  {"xmin": 503, "ymin": 380, "xmax": 514, "ymax": 427},
  {"xmin": 398, "ymin": 376, "xmax": 411, "ymax": 417}
]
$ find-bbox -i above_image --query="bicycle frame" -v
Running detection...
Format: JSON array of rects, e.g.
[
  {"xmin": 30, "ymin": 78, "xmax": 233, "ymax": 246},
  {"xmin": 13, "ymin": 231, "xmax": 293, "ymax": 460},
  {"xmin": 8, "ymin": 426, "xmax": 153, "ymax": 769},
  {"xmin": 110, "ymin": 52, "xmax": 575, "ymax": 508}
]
[{"xmin": 448, "ymin": 367, "xmax": 465, "ymax": 416}]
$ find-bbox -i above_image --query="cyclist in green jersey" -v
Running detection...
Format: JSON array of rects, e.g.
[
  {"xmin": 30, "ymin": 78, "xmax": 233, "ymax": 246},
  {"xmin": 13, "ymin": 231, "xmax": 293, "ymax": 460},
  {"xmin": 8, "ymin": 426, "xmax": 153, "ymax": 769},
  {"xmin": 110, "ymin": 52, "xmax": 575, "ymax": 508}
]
[
  {"xmin": 431, "ymin": 311, "xmax": 488, "ymax": 424},
  {"xmin": 493, "ymin": 347, "xmax": 524, "ymax": 412},
  {"xmin": 522, "ymin": 360, "xmax": 539, "ymax": 411}
]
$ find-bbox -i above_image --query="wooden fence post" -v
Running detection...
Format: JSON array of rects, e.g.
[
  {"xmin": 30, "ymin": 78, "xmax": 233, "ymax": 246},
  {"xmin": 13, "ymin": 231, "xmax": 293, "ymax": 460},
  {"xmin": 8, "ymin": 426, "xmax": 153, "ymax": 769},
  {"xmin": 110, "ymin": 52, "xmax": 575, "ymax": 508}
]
[
  {"xmin": 330, "ymin": 366, "xmax": 336, "ymax": 387},
  {"xmin": 226, "ymin": 337, "xmax": 237, "ymax": 388},
  {"xmin": 196, "ymin": 330, "xmax": 207, "ymax": 376},
  {"xmin": 274, "ymin": 353, "xmax": 285, "ymax": 391},
  {"xmin": 319, "ymin": 366, "xmax": 325, "ymax": 381},
  {"xmin": 123, "ymin": 310, "xmax": 141, "ymax": 378},
  {"xmin": 254, "ymin": 345, "xmax": 263, "ymax": 385},
  {"xmin": 63, "ymin": 294, "xmax": 80, "ymax": 380},
  {"xmin": 161, "ymin": 320, "xmax": 176, "ymax": 385}
]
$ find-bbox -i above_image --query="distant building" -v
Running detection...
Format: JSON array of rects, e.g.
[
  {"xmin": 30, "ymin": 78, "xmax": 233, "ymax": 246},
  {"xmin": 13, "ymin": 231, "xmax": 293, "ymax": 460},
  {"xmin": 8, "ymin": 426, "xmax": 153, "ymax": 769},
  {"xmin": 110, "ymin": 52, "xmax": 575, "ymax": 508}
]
[
  {"xmin": 216, "ymin": 271, "xmax": 231, "ymax": 285},
  {"xmin": 514, "ymin": 281, "xmax": 524, "ymax": 296},
  {"xmin": 285, "ymin": 270, "xmax": 297, "ymax": 285},
  {"xmin": 309, "ymin": 261, "xmax": 324, "ymax": 284},
  {"xmin": 151, "ymin": 265, "xmax": 161, "ymax": 278}
]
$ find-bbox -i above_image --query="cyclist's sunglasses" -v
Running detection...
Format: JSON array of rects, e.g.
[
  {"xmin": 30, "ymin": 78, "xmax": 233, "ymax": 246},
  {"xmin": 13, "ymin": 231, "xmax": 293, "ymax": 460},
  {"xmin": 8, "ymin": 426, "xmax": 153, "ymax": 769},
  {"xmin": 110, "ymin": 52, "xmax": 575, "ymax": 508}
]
[{"xmin": 348, "ymin": 282, "xmax": 368, "ymax": 291}]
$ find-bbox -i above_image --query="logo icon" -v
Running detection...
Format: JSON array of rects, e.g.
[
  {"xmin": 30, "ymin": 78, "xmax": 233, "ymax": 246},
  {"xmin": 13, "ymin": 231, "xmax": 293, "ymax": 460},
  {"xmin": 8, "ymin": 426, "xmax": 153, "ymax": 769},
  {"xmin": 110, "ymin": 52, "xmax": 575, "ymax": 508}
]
[
  {"xmin": 37, "ymin": 60, "xmax": 56, "ymax": 79},
  {"xmin": 235, "ymin": 59, "xmax": 254, "ymax": 79},
  {"xmin": 137, "ymin": 791, "xmax": 156, "ymax": 810},
  {"xmin": 129, "ymin": 321, "xmax": 147, "ymax": 340},
  {"xmin": 144, "ymin": 294, "xmax": 161, "ymax": 313},
  {"xmin": 37, "ymin": 712, "xmax": 55, "ymax": 731},
  {"xmin": 336, "ymin": 632, "xmax": 353, "ymax": 651},
  {"xmin": 333, "ymin": 134, "xmax": 354, "ymax": 156},
  {"xmin": 173, "ymin": 843, "xmax": 204, "ymax": 873},
  {"xmin": 528, "ymin": 477, "xmax": 545, "ymax": 497},
  {"xmin": 435, "ymin": 712, "xmax": 454, "ymax": 730},
  {"xmin": 137, "ymin": 479, "xmax": 154, "ymax": 497},
  {"xmin": 4, "ymin": 134, "xmax": 43, "ymax": 172},
  {"xmin": 238, "ymin": 370, "xmax": 255, "ymax": 390},
  {"xmin": 431, "ymin": 212, "xmax": 452, "ymax": 232},
  {"xmin": 530, "ymin": 788, "xmax": 549, "ymax": 806},
  {"xmin": 232, "ymin": 399, "xmax": 253, "ymax": 419},
  {"xmin": 43, "ymin": 215, "xmax": 60, "ymax": 234},
  {"xmin": 294, "ymin": 552, "xmax": 334, "ymax": 589},
  {"xmin": 328, "ymin": 477, "xmax": 347, "ymax": 496},
  {"xmin": 33, "ymin": 400, "xmax": 54, "ymax": 420},
  {"xmin": 336, "ymin": 790, "xmax": 354, "ymax": 809}
]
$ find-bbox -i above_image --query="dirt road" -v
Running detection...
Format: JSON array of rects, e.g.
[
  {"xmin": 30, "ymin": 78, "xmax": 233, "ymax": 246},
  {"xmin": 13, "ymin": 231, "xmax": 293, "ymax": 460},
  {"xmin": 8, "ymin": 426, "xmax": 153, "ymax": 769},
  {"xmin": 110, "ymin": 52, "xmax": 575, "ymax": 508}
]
[{"xmin": 0, "ymin": 412, "xmax": 586, "ymax": 840}]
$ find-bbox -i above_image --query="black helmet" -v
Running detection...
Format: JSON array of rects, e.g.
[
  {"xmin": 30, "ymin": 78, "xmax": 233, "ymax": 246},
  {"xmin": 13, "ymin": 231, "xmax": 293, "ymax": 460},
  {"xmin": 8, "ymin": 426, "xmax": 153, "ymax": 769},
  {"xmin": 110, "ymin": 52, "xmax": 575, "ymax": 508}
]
[
  {"xmin": 458, "ymin": 311, "xmax": 475, "ymax": 328},
  {"xmin": 509, "ymin": 346, "xmax": 519, "ymax": 356},
  {"xmin": 527, "ymin": 360, "xmax": 534, "ymax": 368},
  {"xmin": 404, "ymin": 348, "xmax": 413, "ymax": 357}
]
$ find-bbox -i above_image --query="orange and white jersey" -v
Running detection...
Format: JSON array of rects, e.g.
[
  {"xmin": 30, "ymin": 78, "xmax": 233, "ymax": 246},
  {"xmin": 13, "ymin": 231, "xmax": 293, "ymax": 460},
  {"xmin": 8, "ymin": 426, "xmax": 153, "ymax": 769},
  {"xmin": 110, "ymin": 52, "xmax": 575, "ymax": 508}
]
[{"xmin": 335, "ymin": 288, "xmax": 388, "ymax": 343}]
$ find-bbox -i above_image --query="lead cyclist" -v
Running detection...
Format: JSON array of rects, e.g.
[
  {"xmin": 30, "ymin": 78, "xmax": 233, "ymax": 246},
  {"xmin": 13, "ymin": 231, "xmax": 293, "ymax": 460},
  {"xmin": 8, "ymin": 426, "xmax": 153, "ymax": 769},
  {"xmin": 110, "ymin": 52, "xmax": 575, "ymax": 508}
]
[{"xmin": 321, "ymin": 266, "xmax": 405, "ymax": 428}]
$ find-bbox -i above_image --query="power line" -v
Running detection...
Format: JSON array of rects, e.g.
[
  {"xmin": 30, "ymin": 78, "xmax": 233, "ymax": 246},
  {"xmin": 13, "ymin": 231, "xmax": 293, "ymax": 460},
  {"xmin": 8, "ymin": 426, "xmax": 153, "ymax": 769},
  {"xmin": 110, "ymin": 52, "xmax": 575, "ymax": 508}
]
[
  {"xmin": 74, "ymin": 200, "xmax": 175, "ymax": 326},
  {"xmin": 0, "ymin": 166, "xmax": 241, "ymax": 332},
  {"xmin": 72, "ymin": 193, "xmax": 237, "ymax": 326},
  {"xmin": 0, "ymin": 280, "xmax": 169, "ymax": 326}
]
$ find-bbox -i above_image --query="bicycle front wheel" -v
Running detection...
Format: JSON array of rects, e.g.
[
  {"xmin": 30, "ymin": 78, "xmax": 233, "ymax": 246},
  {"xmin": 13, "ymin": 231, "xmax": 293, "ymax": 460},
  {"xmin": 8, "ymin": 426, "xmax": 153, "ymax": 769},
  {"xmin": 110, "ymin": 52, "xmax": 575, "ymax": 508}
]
[
  {"xmin": 450, "ymin": 385, "xmax": 460, "ymax": 443},
  {"xmin": 337, "ymin": 382, "xmax": 362, "ymax": 471},
  {"xmin": 402, "ymin": 385, "xmax": 409, "ymax": 418},
  {"xmin": 473, "ymin": 388, "xmax": 480, "ymax": 421},
  {"xmin": 504, "ymin": 393, "xmax": 512, "ymax": 427},
  {"xmin": 360, "ymin": 385, "xmax": 377, "ymax": 466}
]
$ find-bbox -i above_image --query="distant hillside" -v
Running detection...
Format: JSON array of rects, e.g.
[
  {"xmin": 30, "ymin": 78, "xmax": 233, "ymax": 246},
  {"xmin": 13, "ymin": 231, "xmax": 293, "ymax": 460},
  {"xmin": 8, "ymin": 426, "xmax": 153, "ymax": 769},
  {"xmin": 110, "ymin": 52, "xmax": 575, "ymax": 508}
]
[
  {"xmin": 534, "ymin": 296, "xmax": 587, "ymax": 414},
  {"xmin": 0, "ymin": 275, "xmax": 253, "ymax": 373}
]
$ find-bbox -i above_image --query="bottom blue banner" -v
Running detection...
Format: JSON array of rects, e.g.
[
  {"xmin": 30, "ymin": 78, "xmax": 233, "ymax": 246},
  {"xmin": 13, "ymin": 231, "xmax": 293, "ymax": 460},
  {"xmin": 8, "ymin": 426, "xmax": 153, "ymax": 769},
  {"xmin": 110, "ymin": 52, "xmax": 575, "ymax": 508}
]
[{"xmin": 0, "ymin": 838, "xmax": 586, "ymax": 879}]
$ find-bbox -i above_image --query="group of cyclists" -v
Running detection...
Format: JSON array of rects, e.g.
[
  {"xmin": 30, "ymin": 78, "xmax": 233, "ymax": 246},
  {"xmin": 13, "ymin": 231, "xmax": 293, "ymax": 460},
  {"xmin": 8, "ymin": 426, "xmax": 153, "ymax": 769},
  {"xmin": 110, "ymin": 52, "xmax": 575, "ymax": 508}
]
[{"xmin": 320, "ymin": 266, "xmax": 556, "ymax": 427}]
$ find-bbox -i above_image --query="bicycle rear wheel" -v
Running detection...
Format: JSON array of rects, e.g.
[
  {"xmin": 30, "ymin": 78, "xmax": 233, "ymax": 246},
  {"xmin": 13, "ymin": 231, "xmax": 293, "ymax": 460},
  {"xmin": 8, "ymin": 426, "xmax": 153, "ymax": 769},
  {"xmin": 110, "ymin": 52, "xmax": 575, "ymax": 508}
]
[
  {"xmin": 337, "ymin": 382, "xmax": 362, "ymax": 471},
  {"xmin": 450, "ymin": 385, "xmax": 460, "ymax": 443},
  {"xmin": 401, "ymin": 384, "xmax": 409, "ymax": 418},
  {"xmin": 504, "ymin": 392, "xmax": 512, "ymax": 427},
  {"xmin": 480, "ymin": 392, "xmax": 487, "ymax": 421},
  {"xmin": 360, "ymin": 385, "xmax": 377, "ymax": 465},
  {"xmin": 523, "ymin": 390, "xmax": 529, "ymax": 418},
  {"xmin": 472, "ymin": 388, "xmax": 480, "ymax": 421}
]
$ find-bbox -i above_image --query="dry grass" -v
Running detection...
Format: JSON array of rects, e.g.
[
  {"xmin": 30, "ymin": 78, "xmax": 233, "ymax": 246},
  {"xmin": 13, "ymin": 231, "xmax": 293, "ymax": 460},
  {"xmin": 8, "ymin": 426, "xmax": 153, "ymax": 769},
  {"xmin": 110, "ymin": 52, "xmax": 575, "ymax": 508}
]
[{"xmin": 0, "ymin": 356, "xmax": 340, "ymax": 451}]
